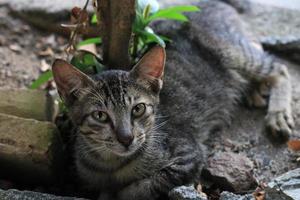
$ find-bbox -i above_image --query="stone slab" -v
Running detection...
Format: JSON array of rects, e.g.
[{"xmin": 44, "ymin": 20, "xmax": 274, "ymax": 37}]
[
  {"xmin": 0, "ymin": 113, "xmax": 64, "ymax": 184},
  {"xmin": 0, "ymin": 189, "xmax": 87, "ymax": 200},
  {"xmin": 0, "ymin": 89, "xmax": 58, "ymax": 121},
  {"xmin": 169, "ymin": 186, "xmax": 207, "ymax": 200}
]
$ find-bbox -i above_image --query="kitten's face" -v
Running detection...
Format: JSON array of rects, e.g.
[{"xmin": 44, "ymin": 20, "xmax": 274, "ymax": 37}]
[
  {"xmin": 52, "ymin": 46, "xmax": 165, "ymax": 157},
  {"xmin": 71, "ymin": 71, "xmax": 158, "ymax": 157}
]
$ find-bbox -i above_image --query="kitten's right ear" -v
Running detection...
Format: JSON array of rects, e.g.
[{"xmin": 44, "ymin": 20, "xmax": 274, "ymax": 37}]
[
  {"xmin": 52, "ymin": 59, "xmax": 94, "ymax": 105},
  {"xmin": 130, "ymin": 46, "xmax": 166, "ymax": 93}
]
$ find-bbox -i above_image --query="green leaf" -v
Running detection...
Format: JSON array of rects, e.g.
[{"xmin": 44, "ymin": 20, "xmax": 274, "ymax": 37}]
[
  {"xmin": 147, "ymin": 5, "xmax": 199, "ymax": 22},
  {"xmin": 152, "ymin": 12, "xmax": 189, "ymax": 22},
  {"xmin": 157, "ymin": 5, "xmax": 200, "ymax": 14},
  {"xmin": 93, "ymin": 56, "xmax": 105, "ymax": 73},
  {"xmin": 143, "ymin": 4, "xmax": 151, "ymax": 19},
  {"xmin": 29, "ymin": 70, "xmax": 53, "ymax": 89},
  {"xmin": 133, "ymin": 12, "xmax": 148, "ymax": 32},
  {"xmin": 159, "ymin": 35, "xmax": 172, "ymax": 42},
  {"xmin": 71, "ymin": 51, "xmax": 104, "ymax": 73},
  {"xmin": 77, "ymin": 37, "xmax": 102, "ymax": 47},
  {"xmin": 91, "ymin": 14, "xmax": 97, "ymax": 24},
  {"xmin": 139, "ymin": 30, "xmax": 166, "ymax": 47}
]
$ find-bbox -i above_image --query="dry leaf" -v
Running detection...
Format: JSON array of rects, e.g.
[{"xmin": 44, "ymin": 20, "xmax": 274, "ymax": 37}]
[
  {"xmin": 78, "ymin": 43, "xmax": 97, "ymax": 54},
  {"xmin": 40, "ymin": 60, "xmax": 51, "ymax": 72},
  {"xmin": 196, "ymin": 183, "xmax": 203, "ymax": 193},
  {"xmin": 38, "ymin": 47, "xmax": 54, "ymax": 57},
  {"xmin": 287, "ymin": 139, "xmax": 300, "ymax": 151},
  {"xmin": 9, "ymin": 44, "xmax": 22, "ymax": 52},
  {"xmin": 71, "ymin": 7, "xmax": 89, "ymax": 24},
  {"xmin": 195, "ymin": 183, "xmax": 207, "ymax": 198},
  {"xmin": 253, "ymin": 191, "xmax": 265, "ymax": 200}
]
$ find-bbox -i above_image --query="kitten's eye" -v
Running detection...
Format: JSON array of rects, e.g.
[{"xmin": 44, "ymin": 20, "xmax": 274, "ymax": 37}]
[
  {"xmin": 132, "ymin": 103, "xmax": 146, "ymax": 118},
  {"xmin": 92, "ymin": 111, "xmax": 109, "ymax": 123}
]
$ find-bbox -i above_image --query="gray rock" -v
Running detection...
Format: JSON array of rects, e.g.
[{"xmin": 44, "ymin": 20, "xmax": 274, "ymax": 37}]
[
  {"xmin": 0, "ymin": 113, "xmax": 65, "ymax": 184},
  {"xmin": 240, "ymin": 0, "xmax": 300, "ymax": 61},
  {"xmin": 260, "ymin": 36, "xmax": 300, "ymax": 63},
  {"xmin": 169, "ymin": 186, "xmax": 207, "ymax": 200},
  {"xmin": 201, "ymin": 152, "xmax": 256, "ymax": 192},
  {"xmin": 0, "ymin": 89, "xmax": 58, "ymax": 122},
  {"xmin": 264, "ymin": 187, "xmax": 295, "ymax": 200},
  {"xmin": 241, "ymin": 0, "xmax": 300, "ymax": 38},
  {"xmin": 266, "ymin": 168, "xmax": 300, "ymax": 200},
  {"xmin": 249, "ymin": 0, "xmax": 300, "ymax": 10},
  {"xmin": 0, "ymin": 0, "xmax": 92, "ymax": 36},
  {"xmin": 0, "ymin": 189, "xmax": 87, "ymax": 200},
  {"xmin": 219, "ymin": 191, "xmax": 254, "ymax": 200},
  {"xmin": 220, "ymin": 169, "xmax": 300, "ymax": 200},
  {"xmin": 0, "ymin": 0, "xmax": 89, "ymax": 14}
]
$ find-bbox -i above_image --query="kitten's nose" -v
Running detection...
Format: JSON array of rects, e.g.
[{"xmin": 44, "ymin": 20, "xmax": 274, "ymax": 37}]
[{"xmin": 116, "ymin": 128, "xmax": 134, "ymax": 148}]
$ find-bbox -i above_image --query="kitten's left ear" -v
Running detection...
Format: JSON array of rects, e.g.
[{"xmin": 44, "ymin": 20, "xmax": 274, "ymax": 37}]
[
  {"xmin": 130, "ymin": 46, "xmax": 166, "ymax": 93},
  {"xmin": 52, "ymin": 59, "xmax": 95, "ymax": 105}
]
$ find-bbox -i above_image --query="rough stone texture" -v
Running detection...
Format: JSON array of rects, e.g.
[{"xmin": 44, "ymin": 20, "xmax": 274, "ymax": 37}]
[
  {"xmin": 237, "ymin": 0, "xmax": 300, "ymax": 63},
  {"xmin": 218, "ymin": 169, "xmax": 300, "ymax": 200},
  {"xmin": 201, "ymin": 152, "xmax": 256, "ymax": 192},
  {"xmin": 266, "ymin": 168, "xmax": 300, "ymax": 200},
  {"xmin": 1, "ymin": 0, "xmax": 89, "ymax": 13},
  {"xmin": 0, "ymin": 0, "xmax": 195, "ymax": 13},
  {"xmin": 264, "ymin": 187, "xmax": 295, "ymax": 200},
  {"xmin": 0, "ymin": 5, "xmax": 69, "ymax": 90},
  {"xmin": 0, "ymin": 46, "xmax": 40, "ymax": 89},
  {"xmin": 169, "ymin": 186, "xmax": 207, "ymax": 200},
  {"xmin": 0, "ymin": 189, "xmax": 87, "ymax": 200},
  {"xmin": 249, "ymin": 0, "xmax": 300, "ymax": 10},
  {"xmin": 0, "ymin": 113, "xmax": 64, "ymax": 184},
  {"xmin": 219, "ymin": 191, "xmax": 254, "ymax": 200},
  {"xmin": 0, "ymin": 89, "xmax": 58, "ymax": 121},
  {"xmin": 241, "ymin": 0, "xmax": 300, "ymax": 38}
]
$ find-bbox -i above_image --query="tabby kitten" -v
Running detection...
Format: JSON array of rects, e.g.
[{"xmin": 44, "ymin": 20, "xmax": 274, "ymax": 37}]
[
  {"xmin": 52, "ymin": 1, "xmax": 294, "ymax": 200},
  {"xmin": 53, "ymin": 47, "xmax": 201, "ymax": 200}
]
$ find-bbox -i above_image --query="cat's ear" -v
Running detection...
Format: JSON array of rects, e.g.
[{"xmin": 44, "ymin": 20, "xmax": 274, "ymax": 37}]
[
  {"xmin": 130, "ymin": 46, "xmax": 166, "ymax": 93},
  {"xmin": 52, "ymin": 59, "xmax": 94, "ymax": 105}
]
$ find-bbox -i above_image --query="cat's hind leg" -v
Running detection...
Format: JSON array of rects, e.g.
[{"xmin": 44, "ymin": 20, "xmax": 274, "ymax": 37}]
[
  {"xmin": 190, "ymin": 0, "xmax": 294, "ymax": 138},
  {"xmin": 263, "ymin": 62, "xmax": 294, "ymax": 138},
  {"xmin": 244, "ymin": 61, "xmax": 294, "ymax": 138}
]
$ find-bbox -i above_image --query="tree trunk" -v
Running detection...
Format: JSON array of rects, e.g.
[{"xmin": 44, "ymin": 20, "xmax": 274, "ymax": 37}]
[{"xmin": 96, "ymin": 0, "xmax": 136, "ymax": 70}]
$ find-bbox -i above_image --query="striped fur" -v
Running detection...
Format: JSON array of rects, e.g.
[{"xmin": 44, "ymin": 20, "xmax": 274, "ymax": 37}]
[{"xmin": 52, "ymin": 1, "xmax": 294, "ymax": 200}]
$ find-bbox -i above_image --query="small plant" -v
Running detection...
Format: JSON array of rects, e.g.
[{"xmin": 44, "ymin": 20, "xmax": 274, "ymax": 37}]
[
  {"xmin": 29, "ymin": 0, "xmax": 199, "ymax": 89},
  {"xmin": 132, "ymin": 0, "xmax": 199, "ymax": 58}
]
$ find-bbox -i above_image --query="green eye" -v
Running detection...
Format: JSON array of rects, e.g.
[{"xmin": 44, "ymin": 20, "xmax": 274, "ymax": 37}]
[
  {"xmin": 92, "ymin": 111, "xmax": 109, "ymax": 123},
  {"xmin": 132, "ymin": 103, "xmax": 146, "ymax": 118}
]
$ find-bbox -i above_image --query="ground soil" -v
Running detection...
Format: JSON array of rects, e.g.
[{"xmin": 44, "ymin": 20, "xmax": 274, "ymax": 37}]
[{"xmin": 0, "ymin": 5, "xmax": 67, "ymax": 89}]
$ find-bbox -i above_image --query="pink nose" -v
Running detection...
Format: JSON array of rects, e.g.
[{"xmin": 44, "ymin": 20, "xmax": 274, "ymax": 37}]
[{"xmin": 116, "ymin": 129, "xmax": 134, "ymax": 147}]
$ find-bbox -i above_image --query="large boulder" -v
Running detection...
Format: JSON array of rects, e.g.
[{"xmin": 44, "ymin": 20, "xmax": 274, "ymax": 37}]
[
  {"xmin": 0, "ymin": 113, "xmax": 64, "ymax": 184},
  {"xmin": 169, "ymin": 186, "xmax": 207, "ymax": 200},
  {"xmin": 0, "ymin": 89, "xmax": 58, "ymax": 121},
  {"xmin": 219, "ymin": 191, "xmax": 254, "ymax": 200},
  {"xmin": 266, "ymin": 168, "xmax": 300, "ymax": 200},
  {"xmin": 201, "ymin": 152, "xmax": 256, "ymax": 192},
  {"xmin": 0, "ymin": 189, "xmax": 87, "ymax": 200}
]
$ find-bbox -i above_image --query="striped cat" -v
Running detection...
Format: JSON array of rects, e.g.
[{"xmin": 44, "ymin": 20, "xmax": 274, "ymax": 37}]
[{"xmin": 52, "ymin": 1, "xmax": 294, "ymax": 200}]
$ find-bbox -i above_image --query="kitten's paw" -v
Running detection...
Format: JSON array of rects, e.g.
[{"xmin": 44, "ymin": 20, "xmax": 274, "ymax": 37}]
[
  {"xmin": 265, "ymin": 110, "xmax": 294, "ymax": 139},
  {"xmin": 247, "ymin": 90, "xmax": 267, "ymax": 108}
]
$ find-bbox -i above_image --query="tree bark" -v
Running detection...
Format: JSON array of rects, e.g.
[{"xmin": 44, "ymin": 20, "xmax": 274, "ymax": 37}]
[{"xmin": 96, "ymin": 0, "xmax": 136, "ymax": 70}]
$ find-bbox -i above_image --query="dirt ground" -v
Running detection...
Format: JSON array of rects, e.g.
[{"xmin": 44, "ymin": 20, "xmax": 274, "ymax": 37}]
[
  {"xmin": 0, "ymin": 5, "xmax": 67, "ymax": 89},
  {"xmin": 0, "ymin": 1, "xmax": 300, "ymax": 199}
]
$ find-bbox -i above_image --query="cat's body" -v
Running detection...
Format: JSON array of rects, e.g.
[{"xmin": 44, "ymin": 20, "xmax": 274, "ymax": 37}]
[{"xmin": 52, "ymin": 1, "xmax": 294, "ymax": 200}]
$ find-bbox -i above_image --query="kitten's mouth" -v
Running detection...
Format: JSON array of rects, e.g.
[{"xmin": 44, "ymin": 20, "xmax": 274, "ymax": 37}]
[
  {"xmin": 107, "ymin": 136, "xmax": 145, "ymax": 157},
  {"xmin": 108, "ymin": 146, "xmax": 137, "ymax": 157}
]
